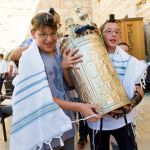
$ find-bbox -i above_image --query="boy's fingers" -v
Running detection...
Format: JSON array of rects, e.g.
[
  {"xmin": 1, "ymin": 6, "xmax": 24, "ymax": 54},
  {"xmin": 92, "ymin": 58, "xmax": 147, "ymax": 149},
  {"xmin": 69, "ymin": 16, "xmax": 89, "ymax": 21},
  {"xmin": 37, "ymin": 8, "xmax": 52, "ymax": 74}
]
[
  {"xmin": 68, "ymin": 49, "xmax": 79, "ymax": 57},
  {"xmin": 72, "ymin": 53, "xmax": 83, "ymax": 60},
  {"xmin": 63, "ymin": 49, "xmax": 70, "ymax": 55}
]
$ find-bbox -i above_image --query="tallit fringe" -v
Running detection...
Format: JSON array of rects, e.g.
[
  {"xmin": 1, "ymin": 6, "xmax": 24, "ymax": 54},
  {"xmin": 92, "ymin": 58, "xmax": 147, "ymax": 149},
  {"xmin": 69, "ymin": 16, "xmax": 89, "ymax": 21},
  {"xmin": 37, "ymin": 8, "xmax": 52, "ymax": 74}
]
[
  {"xmin": 31, "ymin": 133, "xmax": 64, "ymax": 150},
  {"xmin": 30, "ymin": 113, "xmax": 97, "ymax": 150}
]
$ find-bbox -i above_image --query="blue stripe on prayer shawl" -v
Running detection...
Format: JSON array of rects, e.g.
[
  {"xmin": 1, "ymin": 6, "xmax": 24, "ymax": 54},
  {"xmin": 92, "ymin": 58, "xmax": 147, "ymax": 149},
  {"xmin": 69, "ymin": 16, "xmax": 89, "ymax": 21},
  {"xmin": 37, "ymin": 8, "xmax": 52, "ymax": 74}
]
[
  {"xmin": 12, "ymin": 103, "xmax": 57, "ymax": 129},
  {"xmin": 114, "ymin": 66, "xmax": 126, "ymax": 70},
  {"xmin": 11, "ymin": 103, "xmax": 59, "ymax": 134},
  {"xmin": 111, "ymin": 59, "xmax": 130, "ymax": 63},
  {"xmin": 12, "ymin": 103, "xmax": 55, "ymax": 126},
  {"xmin": 14, "ymin": 85, "xmax": 49, "ymax": 105},
  {"xmin": 118, "ymin": 73, "xmax": 125, "ymax": 76},
  {"xmin": 15, "ymin": 77, "xmax": 47, "ymax": 96},
  {"xmin": 17, "ymin": 70, "xmax": 45, "ymax": 85}
]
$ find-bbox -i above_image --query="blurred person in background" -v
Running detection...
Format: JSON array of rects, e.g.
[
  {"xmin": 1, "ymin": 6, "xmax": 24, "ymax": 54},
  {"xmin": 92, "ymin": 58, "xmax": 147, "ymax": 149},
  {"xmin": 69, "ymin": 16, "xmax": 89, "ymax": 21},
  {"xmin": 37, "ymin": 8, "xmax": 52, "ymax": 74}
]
[
  {"xmin": 8, "ymin": 60, "xmax": 18, "ymax": 78},
  {"xmin": 0, "ymin": 54, "xmax": 8, "ymax": 95}
]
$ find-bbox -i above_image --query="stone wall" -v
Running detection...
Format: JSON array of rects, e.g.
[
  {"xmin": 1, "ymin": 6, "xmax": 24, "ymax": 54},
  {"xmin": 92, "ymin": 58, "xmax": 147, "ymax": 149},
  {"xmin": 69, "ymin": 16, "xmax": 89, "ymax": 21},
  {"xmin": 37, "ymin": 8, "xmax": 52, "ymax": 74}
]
[
  {"xmin": 1, "ymin": 0, "xmax": 150, "ymax": 54},
  {"xmin": 91, "ymin": 0, "xmax": 150, "ymax": 27},
  {"xmin": 35, "ymin": 0, "xmax": 150, "ymax": 30},
  {"xmin": 35, "ymin": 0, "xmax": 92, "ymax": 33}
]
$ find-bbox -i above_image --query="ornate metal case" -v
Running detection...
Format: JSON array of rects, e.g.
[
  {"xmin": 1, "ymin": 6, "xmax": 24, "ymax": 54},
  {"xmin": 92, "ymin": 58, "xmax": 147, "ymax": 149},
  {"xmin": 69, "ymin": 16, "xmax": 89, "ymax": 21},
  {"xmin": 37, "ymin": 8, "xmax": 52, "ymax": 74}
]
[{"xmin": 63, "ymin": 31, "xmax": 130, "ymax": 115}]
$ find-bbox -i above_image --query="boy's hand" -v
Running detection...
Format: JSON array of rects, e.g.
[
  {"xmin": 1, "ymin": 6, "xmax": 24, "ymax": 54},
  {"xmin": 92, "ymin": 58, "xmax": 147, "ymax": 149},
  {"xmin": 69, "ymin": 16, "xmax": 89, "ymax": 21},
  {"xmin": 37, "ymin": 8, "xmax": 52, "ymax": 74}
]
[
  {"xmin": 61, "ymin": 48, "xmax": 83, "ymax": 70},
  {"xmin": 109, "ymin": 104, "xmax": 132, "ymax": 119},
  {"xmin": 79, "ymin": 103, "xmax": 102, "ymax": 122}
]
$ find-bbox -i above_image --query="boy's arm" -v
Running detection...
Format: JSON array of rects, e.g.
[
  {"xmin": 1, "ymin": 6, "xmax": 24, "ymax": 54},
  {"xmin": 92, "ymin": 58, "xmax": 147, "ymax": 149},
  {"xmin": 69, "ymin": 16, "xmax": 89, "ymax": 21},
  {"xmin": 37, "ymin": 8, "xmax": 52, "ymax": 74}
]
[
  {"xmin": 53, "ymin": 97, "xmax": 101, "ymax": 122},
  {"xmin": 62, "ymin": 69, "xmax": 74, "ymax": 88}
]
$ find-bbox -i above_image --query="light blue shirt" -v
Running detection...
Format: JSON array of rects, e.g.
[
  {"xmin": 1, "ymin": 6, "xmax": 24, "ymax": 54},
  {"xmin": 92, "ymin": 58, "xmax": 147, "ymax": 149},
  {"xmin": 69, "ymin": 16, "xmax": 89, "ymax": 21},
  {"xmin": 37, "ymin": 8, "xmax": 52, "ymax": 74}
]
[{"xmin": 40, "ymin": 47, "xmax": 75, "ymax": 148}]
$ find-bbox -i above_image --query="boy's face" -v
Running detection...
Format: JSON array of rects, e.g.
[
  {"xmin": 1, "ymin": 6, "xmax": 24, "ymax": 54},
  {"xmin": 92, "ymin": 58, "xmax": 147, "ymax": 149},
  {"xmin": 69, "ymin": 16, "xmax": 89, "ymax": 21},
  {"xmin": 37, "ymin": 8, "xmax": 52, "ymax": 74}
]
[
  {"xmin": 31, "ymin": 26, "xmax": 57, "ymax": 54},
  {"xmin": 102, "ymin": 22, "xmax": 120, "ymax": 52}
]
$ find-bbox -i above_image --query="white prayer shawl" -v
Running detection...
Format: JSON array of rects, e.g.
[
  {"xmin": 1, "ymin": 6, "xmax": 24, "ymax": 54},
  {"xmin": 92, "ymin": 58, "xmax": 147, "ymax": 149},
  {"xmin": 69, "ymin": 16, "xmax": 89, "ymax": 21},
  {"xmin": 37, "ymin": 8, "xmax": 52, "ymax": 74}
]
[
  {"xmin": 114, "ymin": 46, "xmax": 147, "ymax": 98},
  {"xmin": 10, "ymin": 41, "xmax": 72, "ymax": 150}
]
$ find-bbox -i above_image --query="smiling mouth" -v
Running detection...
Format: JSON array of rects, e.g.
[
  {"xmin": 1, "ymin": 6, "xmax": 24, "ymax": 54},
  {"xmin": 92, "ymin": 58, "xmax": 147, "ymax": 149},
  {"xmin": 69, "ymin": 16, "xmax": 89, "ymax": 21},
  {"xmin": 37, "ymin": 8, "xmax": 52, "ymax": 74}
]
[
  {"xmin": 110, "ymin": 39, "xmax": 116, "ymax": 43},
  {"xmin": 45, "ymin": 43, "xmax": 53, "ymax": 47}
]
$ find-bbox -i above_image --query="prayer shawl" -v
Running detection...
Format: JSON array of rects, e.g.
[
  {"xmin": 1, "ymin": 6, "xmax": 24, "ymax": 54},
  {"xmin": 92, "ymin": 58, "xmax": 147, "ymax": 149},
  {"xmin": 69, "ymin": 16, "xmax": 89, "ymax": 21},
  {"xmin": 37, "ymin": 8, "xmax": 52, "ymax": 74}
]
[
  {"xmin": 112, "ymin": 46, "xmax": 147, "ymax": 98},
  {"xmin": 10, "ymin": 41, "xmax": 72, "ymax": 150}
]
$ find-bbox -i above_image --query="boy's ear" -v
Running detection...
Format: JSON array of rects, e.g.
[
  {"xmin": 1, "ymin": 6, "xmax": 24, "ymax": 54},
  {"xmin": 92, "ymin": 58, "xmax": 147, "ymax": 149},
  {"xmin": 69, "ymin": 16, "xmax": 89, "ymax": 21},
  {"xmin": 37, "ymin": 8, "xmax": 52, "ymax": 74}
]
[{"xmin": 31, "ymin": 30, "xmax": 35, "ymax": 39}]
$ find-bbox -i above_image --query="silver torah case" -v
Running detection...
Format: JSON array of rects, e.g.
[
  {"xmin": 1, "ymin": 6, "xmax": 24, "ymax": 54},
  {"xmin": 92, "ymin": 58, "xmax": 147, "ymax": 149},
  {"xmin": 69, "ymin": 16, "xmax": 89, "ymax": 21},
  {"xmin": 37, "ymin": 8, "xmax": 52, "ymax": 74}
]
[{"xmin": 62, "ymin": 19, "xmax": 130, "ymax": 115}]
